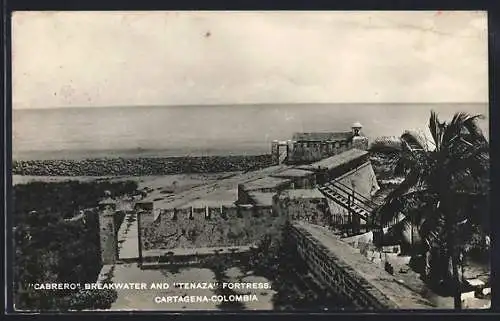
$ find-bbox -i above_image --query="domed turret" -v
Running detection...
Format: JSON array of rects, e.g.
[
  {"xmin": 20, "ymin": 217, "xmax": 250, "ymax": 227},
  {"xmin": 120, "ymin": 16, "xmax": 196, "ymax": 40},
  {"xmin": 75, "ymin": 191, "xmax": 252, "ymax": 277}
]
[
  {"xmin": 351, "ymin": 121, "xmax": 368, "ymax": 150},
  {"xmin": 352, "ymin": 122, "xmax": 363, "ymax": 136}
]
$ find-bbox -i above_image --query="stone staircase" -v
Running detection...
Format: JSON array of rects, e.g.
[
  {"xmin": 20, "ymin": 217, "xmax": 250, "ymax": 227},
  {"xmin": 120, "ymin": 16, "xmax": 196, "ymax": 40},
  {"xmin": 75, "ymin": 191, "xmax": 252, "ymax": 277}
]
[
  {"xmin": 279, "ymin": 149, "xmax": 288, "ymax": 164},
  {"xmin": 318, "ymin": 184, "xmax": 371, "ymax": 223},
  {"xmin": 318, "ymin": 180, "xmax": 403, "ymax": 238}
]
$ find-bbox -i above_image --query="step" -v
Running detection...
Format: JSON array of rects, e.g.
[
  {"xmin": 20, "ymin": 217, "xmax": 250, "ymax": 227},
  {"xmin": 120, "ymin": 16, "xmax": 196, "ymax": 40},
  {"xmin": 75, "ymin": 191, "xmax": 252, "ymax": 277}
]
[
  {"xmin": 325, "ymin": 193, "xmax": 363, "ymax": 209},
  {"xmin": 323, "ymin": 186, "xmax": 376, "ymax": 210},
  {"xmin": 330, "ymin": 197, "xmax": 368, "ymax": 214},
  {"xmin": 320, "ymin": 190, "xmax": 370, "ymax": 219}
]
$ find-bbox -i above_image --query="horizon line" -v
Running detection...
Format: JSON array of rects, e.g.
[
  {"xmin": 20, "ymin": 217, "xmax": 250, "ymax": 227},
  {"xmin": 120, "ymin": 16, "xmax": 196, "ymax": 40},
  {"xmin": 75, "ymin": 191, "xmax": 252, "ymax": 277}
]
[{"xmin": 13, "ymin": 101, "xmax": 489, "ymax": 111}]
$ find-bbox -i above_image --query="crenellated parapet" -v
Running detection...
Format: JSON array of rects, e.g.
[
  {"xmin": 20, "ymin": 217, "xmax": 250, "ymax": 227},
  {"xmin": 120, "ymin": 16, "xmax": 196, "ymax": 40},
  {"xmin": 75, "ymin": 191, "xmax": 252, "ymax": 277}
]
[
  {"xmin": 145, "ymin": 203, "xmax": 273, "ymax": 222},
  {"xmin": 136, "ymin": 200, "xmax": 284, "ymax": 252}
]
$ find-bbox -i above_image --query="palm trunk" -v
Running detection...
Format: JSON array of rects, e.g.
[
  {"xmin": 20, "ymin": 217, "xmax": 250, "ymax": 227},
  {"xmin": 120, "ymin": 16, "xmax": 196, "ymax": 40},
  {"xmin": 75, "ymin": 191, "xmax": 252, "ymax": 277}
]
[
  {"xmin": 451, "ymin": 251, "xmax": 462, "ymax": 309},
  {"xmin": 446, "ymin": 219, "xmax": 462, "ymax": 310},
  {"xmin": 442, "ymin": 186, "xmax": 462, "ymax": 310}
]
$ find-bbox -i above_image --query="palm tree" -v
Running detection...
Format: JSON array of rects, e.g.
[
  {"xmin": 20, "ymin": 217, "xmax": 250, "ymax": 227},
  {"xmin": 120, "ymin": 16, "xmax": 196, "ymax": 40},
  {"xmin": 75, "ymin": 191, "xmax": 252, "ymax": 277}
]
[{"xmin": 375, "ymin": 111, "xmax": 489, "ymax": 309}]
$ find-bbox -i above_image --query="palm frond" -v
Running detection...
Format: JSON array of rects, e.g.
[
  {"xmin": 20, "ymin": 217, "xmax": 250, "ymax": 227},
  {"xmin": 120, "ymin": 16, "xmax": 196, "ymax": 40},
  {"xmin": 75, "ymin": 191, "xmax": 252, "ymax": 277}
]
[
  {"xmin": 462, "ymin": 114, "xmax": 486, "ymax": 141},
  {"xmin": 401, "ymin": 130, "xmax": 429, "ymax": 152},
  {"xmin": 428, "ymin": 110, "xmax": 446, "ymax": 151},
  {"xmin": 419, "ymin": 207, "xmax": 447, "ymax": 249},
  {"xmin": 377, "ymin": 111, "xmax": 488, "ymax": 262},
  {"xmin": 441, "ymin": 112, "xmax": 484, "ymax": 150},
  {"xmin": 393, "ymin": 150, "xmax": 417, "ymax": 176},
  {"xmin": 394, "ymin": 143, "xmax": 433, "ymax": 178},
  {"xmin": 376, "ymin": 183, "xmax": 432, "ymax": 225}
]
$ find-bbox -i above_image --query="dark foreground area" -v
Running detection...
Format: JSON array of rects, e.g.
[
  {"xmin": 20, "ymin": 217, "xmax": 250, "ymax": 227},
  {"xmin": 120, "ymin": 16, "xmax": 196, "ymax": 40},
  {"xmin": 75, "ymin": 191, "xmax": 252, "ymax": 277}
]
[
  {"xmin": 12, "ymin": 155, "xmax": 273, "ymax": 176},
  {"xmin": 12, "ymin": 179, "xmax": 348, "ymax": 311},
  {"xmin": 195, "ymin": 230, "xmax": 354, "ymax": 311},
  {"xmin": 12, "ymin": 180, "xmax": 138, "ymax": 311}
]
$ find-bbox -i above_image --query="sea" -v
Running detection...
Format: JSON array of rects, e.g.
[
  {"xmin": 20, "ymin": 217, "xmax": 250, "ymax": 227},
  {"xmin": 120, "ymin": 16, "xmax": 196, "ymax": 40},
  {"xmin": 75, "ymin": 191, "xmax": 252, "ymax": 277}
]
[{"xmin": 12, "ymin": 103, "xmax": 489, "ymax": 161}]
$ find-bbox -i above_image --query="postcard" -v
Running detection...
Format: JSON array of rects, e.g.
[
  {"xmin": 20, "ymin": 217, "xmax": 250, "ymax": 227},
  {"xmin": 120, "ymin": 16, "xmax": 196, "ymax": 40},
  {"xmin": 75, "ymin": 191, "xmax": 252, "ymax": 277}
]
[{"xmin": 10, "ymin": 11, "xmax": 490, "ymax": 312}]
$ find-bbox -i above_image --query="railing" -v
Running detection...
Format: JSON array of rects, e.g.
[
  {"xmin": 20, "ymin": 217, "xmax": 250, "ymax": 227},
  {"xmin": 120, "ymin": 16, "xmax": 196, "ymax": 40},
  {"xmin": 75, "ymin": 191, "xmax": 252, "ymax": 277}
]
[
  {"xmin": 333, "ymin": 179, "xmax": 376, "ymax": 204},
  {"xmin": 322, "ymin": 186, "xmax": 373, "ymax": 219},
  {"xmin": 328, "ymin": 179, "xmax": 403, "ymax": 228},
  {"xmin": 326, "ymin": 180, "xmax": 378, "ymax": 212},
  {"xmin": 279, "ymin": 149, "xmax": 288, "ymax": 164},
  {"xmin": 320, "ymin": 179, "xmax": 404, "ymax": 239}
]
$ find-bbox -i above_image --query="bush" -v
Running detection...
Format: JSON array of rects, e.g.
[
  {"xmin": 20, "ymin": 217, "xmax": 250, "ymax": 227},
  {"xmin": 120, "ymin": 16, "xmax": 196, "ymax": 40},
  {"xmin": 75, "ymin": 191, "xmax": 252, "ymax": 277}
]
[
  {"xmin": 13, "ymin": 180, "xmax": 138, "ymax": 224},
  {"xmin": 67, "ymin": 288, "xmax": 118, "ymax": 311}
]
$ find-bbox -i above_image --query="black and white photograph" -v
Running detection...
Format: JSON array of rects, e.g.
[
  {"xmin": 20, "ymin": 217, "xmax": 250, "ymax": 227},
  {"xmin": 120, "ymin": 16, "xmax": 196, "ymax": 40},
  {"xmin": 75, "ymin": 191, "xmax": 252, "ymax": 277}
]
[{"xmin": 11, "ymin": 11, "xmax": 490, "ymax": 311}]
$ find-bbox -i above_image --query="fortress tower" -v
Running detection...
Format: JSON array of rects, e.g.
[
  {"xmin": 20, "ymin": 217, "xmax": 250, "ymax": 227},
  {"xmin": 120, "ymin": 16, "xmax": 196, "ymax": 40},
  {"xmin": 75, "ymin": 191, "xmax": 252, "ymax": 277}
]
[
  {"xmin": 271, "ymin": 140, "xmax": 279, "ymax": 165},
  {"xmin": 98, "ymin": 195, "xmax": 118, "ymax": 265},
  {"xmin": 271, "ymin": 140, "xmax": 290, "ymax": 165}
]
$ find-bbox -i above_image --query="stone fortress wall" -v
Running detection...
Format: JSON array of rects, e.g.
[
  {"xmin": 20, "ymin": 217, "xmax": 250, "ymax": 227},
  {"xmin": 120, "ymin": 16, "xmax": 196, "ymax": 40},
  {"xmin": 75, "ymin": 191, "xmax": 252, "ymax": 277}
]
[
  {"xmin": 286, "ymin": 138, "xmax": 353, "ymax": 164},
  {"xmin": 93, "ymin": 122, "xmax": 486, "ymax": 310},
  {"xmin": 99, "ymin": 123, "xmax": 378, "ymax": 260},
  {"xmin": 94, "ymin": 122, "xmax": 445, "ymax": 309},
  {"xmin": 289, "ymin": 223, "xmax": 433, "ymax": 309},
  {"xmin": 134, "ymin": 149, "xmax": 377, "ymax": 253},
  {"xmin": 272, "ymin": 122, "xmax": 369, "ymax": 165},
  {"xmin": 136, "ymin": 200, "xmax": 285, "ymax": 252}
]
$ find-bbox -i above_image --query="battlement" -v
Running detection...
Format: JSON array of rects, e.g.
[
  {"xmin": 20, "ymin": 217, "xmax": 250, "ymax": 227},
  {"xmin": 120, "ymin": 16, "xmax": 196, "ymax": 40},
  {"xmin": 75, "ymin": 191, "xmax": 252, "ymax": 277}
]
[
  {"xmin": 144, "ymin": 202, "xmax": 275, "ymax": 225},
  {"xmin": 99, "ymin": 146, "xmax": 378, "ymax": 263},
  {"xmin": 135, "ymin": 199, "xmax": 281, "ymax": 253}
]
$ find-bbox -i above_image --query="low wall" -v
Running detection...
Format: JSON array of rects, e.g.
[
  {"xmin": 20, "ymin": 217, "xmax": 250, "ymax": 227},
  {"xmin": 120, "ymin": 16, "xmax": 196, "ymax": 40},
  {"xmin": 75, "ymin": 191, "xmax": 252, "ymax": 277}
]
[
  {"xmin": 293, "ymin": 176, "xmax": 316, "ymax": 189},
  {"xmin": 275, "ymin": 190, "xmax": 332, "ymax": 226},
  {"xmin": 138, "ymin": 202, "xmax": 285, "ymax": 252},
  {"xmin": 289, "ymin": 222, "xmax": 433, "ymax": 309},
  {"xmin": 237, "ymin": 178, "xmax": 293, "ymax": 204},
  {"xmin": 289, "ymin": 223, "xmax": 395, "ymax": 309},
  {"xmin": 270, "ymin": 170, "xmax": 317, "ymax": 189}
]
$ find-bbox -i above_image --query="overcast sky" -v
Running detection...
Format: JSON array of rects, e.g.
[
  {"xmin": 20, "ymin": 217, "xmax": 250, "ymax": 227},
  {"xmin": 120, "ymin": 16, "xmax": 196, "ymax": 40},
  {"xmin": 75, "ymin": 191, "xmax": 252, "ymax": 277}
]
[{"xmin": 12, "ymin": 11, "xmax": 488, "ymax": 109}]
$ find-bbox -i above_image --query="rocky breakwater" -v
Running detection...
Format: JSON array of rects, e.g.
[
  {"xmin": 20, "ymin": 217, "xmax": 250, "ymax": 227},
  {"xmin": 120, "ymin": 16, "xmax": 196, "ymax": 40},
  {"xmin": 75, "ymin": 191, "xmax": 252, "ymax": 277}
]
[{"xmin": 13, "ymin": 155, "xmax": 273, "ymax": 176}]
